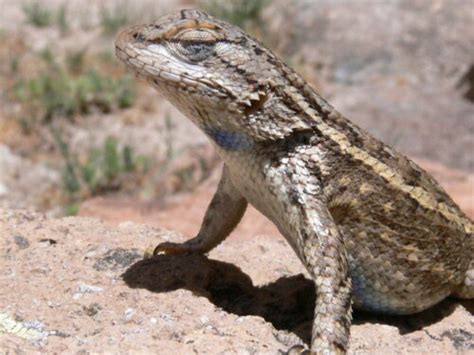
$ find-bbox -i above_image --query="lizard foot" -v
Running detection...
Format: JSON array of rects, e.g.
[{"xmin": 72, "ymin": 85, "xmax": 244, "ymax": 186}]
[{"xmin": 453, "ymin": 268, "xmax": 474, "ymax": 298}]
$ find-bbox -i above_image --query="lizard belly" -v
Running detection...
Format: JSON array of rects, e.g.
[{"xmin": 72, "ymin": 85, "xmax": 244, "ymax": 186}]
[
  {"xmin": 346, "ymin": 251, "xmax": 453, "ymax": 314},
  {"xmin": 332, "ymin": 200, "xmax": 471, "ymax": 315}
]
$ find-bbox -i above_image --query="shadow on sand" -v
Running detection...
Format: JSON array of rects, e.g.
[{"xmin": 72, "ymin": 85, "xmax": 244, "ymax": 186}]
[{"xmin": 122, "ymin": 254, "xmax": 472, "ymax": 345}]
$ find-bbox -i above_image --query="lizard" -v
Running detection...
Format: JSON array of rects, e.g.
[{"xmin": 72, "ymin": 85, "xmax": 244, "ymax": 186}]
[{"xmin": 115, "ymin": 9, "xmax": 474, "ymax": 354}]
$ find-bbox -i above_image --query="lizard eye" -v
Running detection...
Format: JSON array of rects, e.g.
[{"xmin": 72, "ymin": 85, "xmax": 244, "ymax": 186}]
[
  {"xmin": 170, "ymin": 29, "xmax": 216, "ymax": 62},
  {"xmin": 179, "ymin": 41, "xmax": 214, "ymax": 61}
]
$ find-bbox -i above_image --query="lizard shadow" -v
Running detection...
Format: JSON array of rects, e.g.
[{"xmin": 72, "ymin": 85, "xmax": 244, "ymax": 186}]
[{"xmin": 122, "ymin": 254, "xmax": 469, "ymax": 344}]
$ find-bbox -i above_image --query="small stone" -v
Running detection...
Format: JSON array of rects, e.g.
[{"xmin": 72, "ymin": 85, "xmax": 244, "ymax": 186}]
[
  {"xmin": 160, "ymin": 313, "xmax": 174, "ymax": 322},
  {"xmin": 93, "ymin": 248, "xmax": 142, "ymax": 271},
  {"xmin": 23, "ymin": 320, "xmax": 45, "ymax": 331},
  {"xmin": 83, "ymin": 303, "xmax": 102, "ymax": 317},
  {"xmin": 39, "ymin": 238, "xmax": 57, "ymax": 247},
  {"xmin": 124, "ymin": 308, "xmax": 136, "ymax": 321},
  {"xmin": 13, "ymin": 235, "xmax": 30, "ymax": 249},
  {"xmin": 77, "ymin": 284, "xmax": 103, "ymax": 294}
]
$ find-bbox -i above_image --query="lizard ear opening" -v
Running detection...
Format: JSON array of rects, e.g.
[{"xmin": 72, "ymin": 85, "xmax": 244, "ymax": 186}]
[{"xmin": 243, "ymin": 91, "xmax": 270, "ymax": 116}]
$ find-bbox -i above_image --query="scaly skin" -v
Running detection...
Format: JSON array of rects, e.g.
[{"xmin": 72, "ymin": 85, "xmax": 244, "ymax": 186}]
[{"xmin": 115, "ymin": 9, "xmax": 473, "ymax": 354}]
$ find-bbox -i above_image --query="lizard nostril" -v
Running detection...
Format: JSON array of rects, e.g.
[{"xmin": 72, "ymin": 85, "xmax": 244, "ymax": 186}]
[{"xmin": 130, "ymin": 31, "xmax": 148, "ymax": 42}]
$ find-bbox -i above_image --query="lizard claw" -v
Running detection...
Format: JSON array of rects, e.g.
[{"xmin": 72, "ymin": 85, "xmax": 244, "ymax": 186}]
[
  {"xmin": 286, "ymin": 345, "xmax": 311, "ymax": 355},
  {"xmin": 143, "ymin": 242, "xmax": 194, "ymax": 259},
  {"xmin": 153, "ymin": 241, "xmax": 192, "ymax": 256}
]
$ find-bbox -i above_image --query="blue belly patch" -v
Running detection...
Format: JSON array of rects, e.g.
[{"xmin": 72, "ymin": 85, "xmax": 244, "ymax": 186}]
[
  {"xmin": 205, "ymin": 128, "xmax": 254, "ymax": 151},
  {"xmin": 350, "ymin": 263, "xmax": 407, "ymax": 314}
]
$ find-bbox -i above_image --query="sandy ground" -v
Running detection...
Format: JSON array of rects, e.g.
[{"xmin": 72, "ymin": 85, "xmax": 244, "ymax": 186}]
[{"xmin": 1, "ymin": 209, "xmax": 473, "ymax": 354}]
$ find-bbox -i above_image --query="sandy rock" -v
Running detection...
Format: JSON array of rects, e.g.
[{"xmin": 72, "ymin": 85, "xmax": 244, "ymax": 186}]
[{"xmin": 1, "ymin": 209, "xmax": 473, "ymax": 353}]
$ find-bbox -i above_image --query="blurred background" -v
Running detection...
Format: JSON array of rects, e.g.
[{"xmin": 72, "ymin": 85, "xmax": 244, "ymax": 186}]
[{"xmin": 0, "ymin": 0, "xmax": 473, "ymax": 221}]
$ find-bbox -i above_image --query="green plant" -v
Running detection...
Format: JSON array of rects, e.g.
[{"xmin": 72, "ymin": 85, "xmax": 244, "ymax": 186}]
[
  {"xmin": 23, "ymin": 2, "xmax": 52, "ymax": 27},
  {"xmin": 39, "ymin": 48, "xmax": 56, "ymax": 66},
  {"xmin": 65, "ymin": 203, "xmax": 80, "ymax": 216},
  {"xmin": 123, "ymin": 145, "xmax": 135, "ymax": 172},
  {"xmin": 56, "ymin": 4, "xmax": 69, "ymax": 34},
  {"xmin": 10, "ymin": 57, "xmax": 19, "ymax": 73},
  {"xmin": 199, "ymin": 0, "xmax": 267, "ymax": 30},
  {"xmin": 65, "ymin": 50, "xmax": 86, "ymax": 74},
  {"xmin": 103, "ymin": 137, "xmax": 121, "ymax": 181},
  {"xmin": 100, "ymin": 1, "xmax": 130, "ymax": 36},
  {"xmin": 23, "ymin": 2, "xmax": 70, "ymax": 33},
  {"xmin": 99, "ymin": 1, "xmax": 164, "ymax": 36},
  {"xmin": 51, "ymin": 128, "xmax": 149, "ymax": 212},
  {"xmin": 12, "ymin": 53, "xmax": 136, "ymax": 129},
  {"xmin": 50, "ymin": 126, "xmax": 81, "ymax": 197}
]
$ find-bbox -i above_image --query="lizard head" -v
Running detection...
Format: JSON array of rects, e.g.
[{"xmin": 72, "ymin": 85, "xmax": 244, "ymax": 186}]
[{"xmin": 115, "ymin": 9, "xmax": 291, "ymax": 149}]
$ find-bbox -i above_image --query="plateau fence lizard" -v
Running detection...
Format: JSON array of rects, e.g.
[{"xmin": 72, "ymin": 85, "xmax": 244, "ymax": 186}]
[{"xmin": 115, "ymin": 9, "xmax": 473, "ymax": 354}]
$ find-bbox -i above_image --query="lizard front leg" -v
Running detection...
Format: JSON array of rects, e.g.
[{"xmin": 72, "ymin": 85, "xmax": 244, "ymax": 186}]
[
  {"xmin": 286, "ymin": 197, "xmax": 352, "ymax": 354},
  {"xmin": 265, "ymin": 159, "xmax": 352, "ymax": 354},
  {"xmin": 304, "ymin": 205, "xmax": 352, "ymax": 354},
  {"xmin": 154, "ymin": 165, "xmax": 247, "ymax": 255}
]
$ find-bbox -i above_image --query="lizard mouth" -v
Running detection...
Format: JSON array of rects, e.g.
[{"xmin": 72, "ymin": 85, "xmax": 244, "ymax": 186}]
[
  {"xmin": 115, "ymin": 44, "xmax": 130, "ymax": 67},
  {"xmin": 115, "ymin": 26, "xmax": 143, "ymax": 62}
]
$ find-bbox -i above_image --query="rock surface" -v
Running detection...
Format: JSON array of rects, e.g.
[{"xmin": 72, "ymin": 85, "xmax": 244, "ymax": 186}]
[
  {"xmin": 267, "ymin": 0, "xmax": 474, "ymax": 170},
  {"xmin": 1, "ymin": 208, "xmax": 473, "ymax": 353}
]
